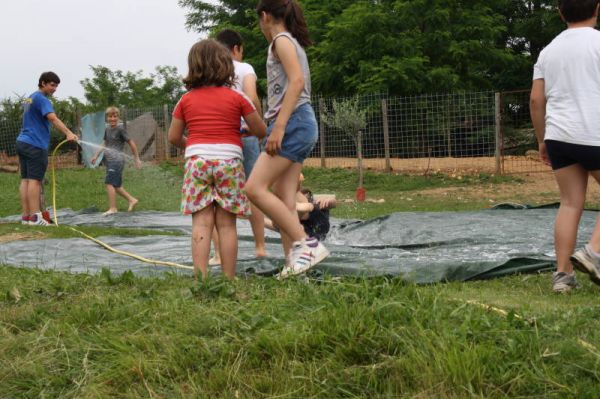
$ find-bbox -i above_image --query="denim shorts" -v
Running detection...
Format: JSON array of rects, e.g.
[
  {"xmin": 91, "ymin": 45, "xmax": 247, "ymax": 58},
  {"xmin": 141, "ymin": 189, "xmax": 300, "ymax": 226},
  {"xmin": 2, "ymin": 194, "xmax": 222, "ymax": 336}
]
[
  {"xmin": 105, "ymin": 160, "xmax": 125, "ymax": 188},
  {"xmin": 242, "ymin": 135, "xmax": 260, "ymax": 177},
  {"xmin": 266, "ymin": 103, "xmax": 318, "ymax": 163},
  {"xmin": 16, "ymin": 140, "xmax": 48, "ymax": 181}
]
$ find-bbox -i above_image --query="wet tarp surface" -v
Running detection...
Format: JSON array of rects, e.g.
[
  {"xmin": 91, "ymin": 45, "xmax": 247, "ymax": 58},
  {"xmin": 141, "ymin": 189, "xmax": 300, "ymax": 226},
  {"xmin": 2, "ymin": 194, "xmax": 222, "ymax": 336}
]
[{"xmin": 2, "ymin": 208, "xmax": 597, "ymax": 283}]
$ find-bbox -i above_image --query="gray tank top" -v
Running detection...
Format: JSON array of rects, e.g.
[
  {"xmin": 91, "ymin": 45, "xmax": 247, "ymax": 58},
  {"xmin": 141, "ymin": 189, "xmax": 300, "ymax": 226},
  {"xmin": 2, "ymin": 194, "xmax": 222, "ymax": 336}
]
[{"xmin": 264, "ymin": 32, "xmax": 312, "ymax": 121}]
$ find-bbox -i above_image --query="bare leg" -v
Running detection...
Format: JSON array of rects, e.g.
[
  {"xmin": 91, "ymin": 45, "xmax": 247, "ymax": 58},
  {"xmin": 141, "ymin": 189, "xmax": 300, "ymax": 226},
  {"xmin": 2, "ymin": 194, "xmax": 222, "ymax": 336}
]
[
  {"xmin": 19, "ymin": 179, "xmax": 30, "ymax": 216},
  {"xmin": 215, "ymin": 206, "xmax": 238, "ymax": 280},
  {"xmin": 26, "ymin": 179, "xmax": 42, "ymax": 214},
  {"xmin": 209, "ymin": 226, "xmax": 221, "ymax": 265},
  {"xmin": 248, "ymin": 203, "xmax": 267, "ymax": 257},
  {"xmin": 191, "ymin": 204, "xmax": 215, "ymax": 280},
  {"xmin": 105, "ymin": 184, "xmax": 118, "ymax": 213},
  {"xmin": 115, "ymin": 186, "xmax": 138, "ymax": 211},
  {"xmin": 585, "ymin": 170, "xmax": 600, "ymax": 253},
  {"xmin": 272, "ymin": 163, "xmax": 304, "ymax": 260},
  {"xmin": 245, "ymin": 154, "xmax": 306, "ymax": 246},
  {"xmin": 554, "ymin": 164, "xmax": 588, "ymax": 273}
]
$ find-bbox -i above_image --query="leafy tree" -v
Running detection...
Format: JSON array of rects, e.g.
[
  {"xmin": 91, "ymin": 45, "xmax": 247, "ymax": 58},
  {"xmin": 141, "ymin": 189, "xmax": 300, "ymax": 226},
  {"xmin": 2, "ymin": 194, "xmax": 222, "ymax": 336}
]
[
  {"xmin": 322, "ymin": 96, "xmax": 368, "ymax": 190},
  {"xmin": 178, "ymin": 0, "xmax": 566, "ymax": 95},
  {"xmin": 81, "ymin": 65, "xmax": 185, "ymax": 109}
]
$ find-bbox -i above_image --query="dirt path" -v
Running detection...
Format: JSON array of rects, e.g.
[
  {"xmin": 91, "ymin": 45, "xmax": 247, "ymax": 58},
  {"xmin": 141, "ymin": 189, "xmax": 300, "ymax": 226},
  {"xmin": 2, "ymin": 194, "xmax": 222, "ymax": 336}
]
[{"xmin": 417, "ymin": 172, "xmax": 600, "ymax": 206}]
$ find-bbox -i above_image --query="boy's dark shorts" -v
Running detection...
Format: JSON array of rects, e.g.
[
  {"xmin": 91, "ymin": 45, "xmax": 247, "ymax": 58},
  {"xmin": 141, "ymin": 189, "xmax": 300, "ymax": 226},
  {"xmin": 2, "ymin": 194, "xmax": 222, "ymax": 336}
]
[
  {"xmin": 16, "ymin": 141, "xmax": 48, "ymax": 181},
  {"xmin": 105, "ymin": 160, "xmax": 125, "ymax": 188},
  {"xmin": 545, "ymin": 139, "xmax": 600, "ymax": 171}
]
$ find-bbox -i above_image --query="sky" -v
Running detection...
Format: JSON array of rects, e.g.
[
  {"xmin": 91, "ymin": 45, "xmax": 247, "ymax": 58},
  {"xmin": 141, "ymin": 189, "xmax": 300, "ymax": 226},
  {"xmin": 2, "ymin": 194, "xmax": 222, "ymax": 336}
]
[{"xmin": 0, "ymin": 0, "xmax": 204, "ymax": 101}]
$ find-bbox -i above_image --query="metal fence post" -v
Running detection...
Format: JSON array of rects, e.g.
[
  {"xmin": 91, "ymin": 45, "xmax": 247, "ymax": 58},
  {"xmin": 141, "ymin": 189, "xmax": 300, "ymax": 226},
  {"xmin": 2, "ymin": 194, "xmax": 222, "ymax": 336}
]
[
  {"xmin": 494, "ymin": 92, "xmax": 502, "ymax": 175},
  {"xmin": 382, "ymin": 99, "xmax": 391, "ymax": 172},
  {"xmin": 319, "ymin": 99, "xmax": 326, "ymax": 168},
  {"xmin": 163, "ymin": 104, "xmax": 171, "ymax": 160}
]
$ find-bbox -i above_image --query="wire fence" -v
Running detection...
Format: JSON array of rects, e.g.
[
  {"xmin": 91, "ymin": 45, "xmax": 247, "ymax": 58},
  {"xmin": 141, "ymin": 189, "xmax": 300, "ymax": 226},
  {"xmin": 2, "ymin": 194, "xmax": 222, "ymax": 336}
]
[{"xmin": 0, "ymin": 89, "xmax": 544, "ymax": 175}]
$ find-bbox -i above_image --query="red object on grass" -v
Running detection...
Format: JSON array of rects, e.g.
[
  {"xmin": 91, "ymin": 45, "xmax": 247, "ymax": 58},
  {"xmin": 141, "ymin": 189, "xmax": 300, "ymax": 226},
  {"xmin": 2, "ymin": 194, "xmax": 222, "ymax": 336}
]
[
  {"xmin": 42, "ymin": 210, "xmax": 53, "ymax": 224},
  {"xmin": 356, "ymin": 187, "xmax": 366, "ymax": 202}
]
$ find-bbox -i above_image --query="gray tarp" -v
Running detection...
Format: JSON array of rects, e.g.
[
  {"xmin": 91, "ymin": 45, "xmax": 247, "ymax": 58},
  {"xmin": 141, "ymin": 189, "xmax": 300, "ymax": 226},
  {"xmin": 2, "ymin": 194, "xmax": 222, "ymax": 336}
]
[{"xmin": 1, "ymin": 208, "xmax": 597, "ymax": 283}]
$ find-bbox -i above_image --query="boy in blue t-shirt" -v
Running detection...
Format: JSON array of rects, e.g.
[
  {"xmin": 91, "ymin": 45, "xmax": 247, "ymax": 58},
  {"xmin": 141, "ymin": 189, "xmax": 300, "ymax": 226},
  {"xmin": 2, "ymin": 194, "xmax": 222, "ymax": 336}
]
[{"xmin": 16, "ymin": 71, "xmax": 78, "ymax": 226}]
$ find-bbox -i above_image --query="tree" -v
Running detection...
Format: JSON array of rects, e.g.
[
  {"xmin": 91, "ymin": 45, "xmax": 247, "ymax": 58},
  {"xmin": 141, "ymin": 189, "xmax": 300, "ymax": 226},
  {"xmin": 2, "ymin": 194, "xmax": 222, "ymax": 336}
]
[
  {"xmin": 322, "ymin": 96, "xmax": 368, "ymax": 199},
  {"xmin": 178, "ymin": 0, "xmax": 565, "ymax": 95},
  {"xmin": 81, "ymin": 65, "xmax": 185, "ymax": 109}
]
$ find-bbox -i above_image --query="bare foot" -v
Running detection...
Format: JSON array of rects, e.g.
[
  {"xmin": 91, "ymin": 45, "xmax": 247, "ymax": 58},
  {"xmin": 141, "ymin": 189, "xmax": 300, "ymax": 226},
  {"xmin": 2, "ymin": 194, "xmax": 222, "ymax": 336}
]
[
  {"xmin": 128, "ymin": 199, "xmax": 139, "ymax": 212},
  {"xmin": 102, "ymin": 209, "xmax": 118, "ymax": 216},
  {"xmin": 255, "ymin": 248, "xmax": 267, "ymax": 258},
  {"xmin": 208, "ymin": 257, "xmax": 221, "ymax": 266}
]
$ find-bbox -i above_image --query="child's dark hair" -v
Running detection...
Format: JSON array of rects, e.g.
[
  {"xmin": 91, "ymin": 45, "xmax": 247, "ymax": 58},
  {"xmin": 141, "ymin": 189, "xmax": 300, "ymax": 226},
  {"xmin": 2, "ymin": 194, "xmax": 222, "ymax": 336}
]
[
  {"xmin": 38, "ymin": 71, "xmax": 60, "ymax": 88},
  {"xmin": 301, "ymin": 187, "xmax": 313, "ymax": 203},
  {"xmin": 256, "ymin": 0, "xmax": 312, "ymax": 47},
  {"xmin": 183, "ymin": 39, "xmax": 235, "ymax": 90},
  {"xmin": 559, "ymin": 0, "xmax": 599, "ymax": 23},
  {"xmin": 216, "ymin": 29, "xmax": 244, "ymax": 51}
]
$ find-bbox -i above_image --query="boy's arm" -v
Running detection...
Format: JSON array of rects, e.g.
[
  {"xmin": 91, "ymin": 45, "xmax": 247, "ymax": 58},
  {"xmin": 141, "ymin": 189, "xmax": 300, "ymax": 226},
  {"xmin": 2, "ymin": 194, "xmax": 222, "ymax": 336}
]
[
  {"xmin": 530, "ymin": 79, "xmax": 549, "ymax": 166},
  {"xmin": 168, "ymin": 117, "xmax": 187, "ymax": 149},
  {"xmin": 242, "ymin": 74, "xmax": 262, "ymax": 116},
  {"xmin": 91, "ymin": 140, "xmax": 106, "ymax": 164},
  {"xmin": 46, "ymin": 113, "xmax": 78, "ymax": 142},
  {"xmin": 127, "ymin": 138, "xmax": 143, "ymax": 168}
]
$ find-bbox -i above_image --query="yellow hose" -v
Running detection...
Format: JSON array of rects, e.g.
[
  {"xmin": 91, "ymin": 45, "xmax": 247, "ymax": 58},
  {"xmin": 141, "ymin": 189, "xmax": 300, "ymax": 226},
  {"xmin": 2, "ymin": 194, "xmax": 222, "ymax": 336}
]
[{"xmin": 51, "ymin": 140, "xmax": 193, "ymax": 271}]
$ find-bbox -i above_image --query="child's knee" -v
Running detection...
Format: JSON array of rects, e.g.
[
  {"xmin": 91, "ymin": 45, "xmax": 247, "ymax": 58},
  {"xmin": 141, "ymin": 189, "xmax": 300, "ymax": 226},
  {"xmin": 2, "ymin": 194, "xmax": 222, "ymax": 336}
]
[{"xmin": 245, "ymin": 181, "xmax": 260, "ymax": 201}]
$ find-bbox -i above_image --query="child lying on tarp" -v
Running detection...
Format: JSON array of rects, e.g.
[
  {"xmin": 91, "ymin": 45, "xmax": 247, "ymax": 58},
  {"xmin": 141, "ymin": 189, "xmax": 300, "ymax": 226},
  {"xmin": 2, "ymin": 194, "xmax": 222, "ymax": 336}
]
[{"xmin": 265, "ymin": 174, "xmax": 336, "ymax": 241}]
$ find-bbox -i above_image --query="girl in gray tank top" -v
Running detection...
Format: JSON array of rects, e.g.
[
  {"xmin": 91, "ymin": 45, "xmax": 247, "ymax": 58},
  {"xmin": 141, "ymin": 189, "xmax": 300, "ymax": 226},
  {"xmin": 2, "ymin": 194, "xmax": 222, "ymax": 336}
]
[{"xmin": 245, "ymin": 0, "xmax": 330, "ymax": 280}]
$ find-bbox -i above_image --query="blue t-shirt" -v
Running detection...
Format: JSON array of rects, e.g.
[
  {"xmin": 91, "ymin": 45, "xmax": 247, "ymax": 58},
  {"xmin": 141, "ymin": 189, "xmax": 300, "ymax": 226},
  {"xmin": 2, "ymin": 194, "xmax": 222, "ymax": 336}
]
[{"xmin": 16, "ymin": 91, "xmax": 55, "ymax": 150}]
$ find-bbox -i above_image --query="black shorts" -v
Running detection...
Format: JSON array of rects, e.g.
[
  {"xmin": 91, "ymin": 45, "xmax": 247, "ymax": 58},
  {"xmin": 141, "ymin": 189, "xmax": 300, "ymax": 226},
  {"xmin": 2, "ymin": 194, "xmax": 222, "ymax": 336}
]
[
  {"xmin": 16, "ymin": 141, "xmax": 48, "ymax": 181},
  {"xmin": 545, "ymin": 139, "xmax": 600, "ymax": 171},
  {"xmin": 105, "ymin": 160, "xmax": 124, "ymax": 188}
]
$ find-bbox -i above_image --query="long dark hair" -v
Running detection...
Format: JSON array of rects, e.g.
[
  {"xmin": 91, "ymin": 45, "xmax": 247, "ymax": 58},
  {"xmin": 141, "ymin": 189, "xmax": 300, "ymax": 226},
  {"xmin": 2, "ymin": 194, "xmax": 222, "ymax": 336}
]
[
  {"xmin": 182, "ymin": 40, "xmax": 235, "ymax": 90},
  {"xmin": 256, "ymin": 0, "xmax": 312, "ymax": 48}
]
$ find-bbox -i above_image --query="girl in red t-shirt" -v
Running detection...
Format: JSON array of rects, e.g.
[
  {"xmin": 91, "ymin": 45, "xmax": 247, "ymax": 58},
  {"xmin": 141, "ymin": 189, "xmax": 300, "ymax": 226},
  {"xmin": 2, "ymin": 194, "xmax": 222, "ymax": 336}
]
[{"xmin": 168, "ymin": 39, "xmax": 266, "ymax": 280}]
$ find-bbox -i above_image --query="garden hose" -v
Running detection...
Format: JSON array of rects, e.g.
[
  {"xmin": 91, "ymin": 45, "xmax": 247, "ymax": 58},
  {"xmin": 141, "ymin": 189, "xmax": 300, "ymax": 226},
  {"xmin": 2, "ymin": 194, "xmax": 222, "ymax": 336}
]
[{"xmin": 51, "ymin": 139, "xmax": 193, "ymax": 271}]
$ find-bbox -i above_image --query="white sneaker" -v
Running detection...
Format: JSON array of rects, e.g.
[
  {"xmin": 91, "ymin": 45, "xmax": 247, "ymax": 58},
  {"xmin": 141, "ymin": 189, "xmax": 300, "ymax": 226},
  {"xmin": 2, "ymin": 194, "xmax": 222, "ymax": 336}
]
[
  {"xmin": 277, "ymin": 237, "xmax": 329, "ymax": 279},
  {"xmin": 571, "ymin": 245, "xmax": 600, "ymax": 286},
  {"xmin": 28, "ymin": 212, "xmax": 49, "ymax": 226}
]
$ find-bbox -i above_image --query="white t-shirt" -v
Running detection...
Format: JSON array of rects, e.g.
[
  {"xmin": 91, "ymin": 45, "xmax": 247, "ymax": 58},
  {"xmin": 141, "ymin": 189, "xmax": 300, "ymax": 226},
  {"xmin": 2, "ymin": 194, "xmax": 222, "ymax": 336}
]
[
  {"xmin": 233, "ymin": 60, "xmax": 256, "ymax": 93},
  {"xmin": 533, "ymin": 27, "xmax": 600, "ymax": 146}
]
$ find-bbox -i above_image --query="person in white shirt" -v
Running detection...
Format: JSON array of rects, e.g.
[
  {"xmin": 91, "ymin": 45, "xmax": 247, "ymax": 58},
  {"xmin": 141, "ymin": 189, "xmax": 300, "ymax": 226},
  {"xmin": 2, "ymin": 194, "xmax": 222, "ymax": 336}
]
[
  {"xmin": 211, "ymin": 29, "xmax": 267, "ymax": 265},
  {"xmin": 530, "ymin": 0, "xmax": 600, "ymax": 292}
]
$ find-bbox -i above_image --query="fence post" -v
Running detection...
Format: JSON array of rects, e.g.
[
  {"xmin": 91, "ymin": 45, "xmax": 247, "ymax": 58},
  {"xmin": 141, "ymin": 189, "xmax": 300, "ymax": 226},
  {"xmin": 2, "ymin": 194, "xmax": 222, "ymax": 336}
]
[
  {"xmin": 382, "ymin": 99, "xmax": 391, "ymax": 172},
  {"xmin": 76, "ymin": 107, "xmax": 82, "ymax": 166},
  {"xmin": 163, "ymin": 104, "xmax": 171, "ymax": 160},
  {"xmin": 494, "ymin": 92, "xmax": 502, "ymax": 175},
  {"xmin": 319, "ymin": 99, "xmax": 326, "ymax": 168},
  {"xmin": 122, "ymin": 106, "xmax": 127, "ymax": 129}
]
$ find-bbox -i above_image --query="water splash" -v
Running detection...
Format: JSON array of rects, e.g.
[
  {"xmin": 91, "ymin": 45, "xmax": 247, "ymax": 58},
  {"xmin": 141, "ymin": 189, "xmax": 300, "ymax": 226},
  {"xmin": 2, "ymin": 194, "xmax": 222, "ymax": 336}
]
[{"xmin": 78, "ymin": 139, "xmax": 143, "ymax": 166}]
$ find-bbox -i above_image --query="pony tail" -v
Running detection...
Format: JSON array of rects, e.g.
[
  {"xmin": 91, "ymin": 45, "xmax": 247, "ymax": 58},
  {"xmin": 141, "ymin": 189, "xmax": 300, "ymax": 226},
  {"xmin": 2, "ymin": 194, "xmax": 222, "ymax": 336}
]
[{"xmin": 284, "ymin": 1, "xmax": 312, "ymax": 48}]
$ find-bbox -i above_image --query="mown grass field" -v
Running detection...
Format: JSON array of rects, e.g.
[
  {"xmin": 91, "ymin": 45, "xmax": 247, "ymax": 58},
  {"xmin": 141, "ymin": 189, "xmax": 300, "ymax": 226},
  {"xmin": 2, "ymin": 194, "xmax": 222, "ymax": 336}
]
[{"xmin": 1, "ymin": 164, "xmax": 600, "ymax": 398}]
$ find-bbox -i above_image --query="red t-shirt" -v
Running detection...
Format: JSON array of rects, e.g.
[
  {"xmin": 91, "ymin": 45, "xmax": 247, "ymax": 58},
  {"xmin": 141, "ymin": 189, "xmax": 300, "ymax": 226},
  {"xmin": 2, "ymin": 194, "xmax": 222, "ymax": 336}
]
[{"xmin": 172, "ymin": 86, "xmax": 255, "ymax": 148}]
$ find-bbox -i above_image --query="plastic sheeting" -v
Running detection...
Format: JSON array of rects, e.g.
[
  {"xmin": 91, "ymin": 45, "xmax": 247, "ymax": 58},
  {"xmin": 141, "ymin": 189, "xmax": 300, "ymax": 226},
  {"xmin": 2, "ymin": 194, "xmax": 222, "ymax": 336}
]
[
  {"xmin": 2, "ymin": 208, "xmax": 597, "ymax": 283},
  {"xmin": 80, "ymin": 112, "xmax": 106, "ymax": 168}
]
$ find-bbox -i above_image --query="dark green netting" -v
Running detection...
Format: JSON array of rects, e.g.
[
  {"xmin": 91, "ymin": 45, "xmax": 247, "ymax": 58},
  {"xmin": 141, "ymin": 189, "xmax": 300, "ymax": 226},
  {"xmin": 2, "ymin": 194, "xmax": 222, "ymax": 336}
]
[{"xmin": 2, "ymin": 207, "xmax": 596, "ymax": 283}]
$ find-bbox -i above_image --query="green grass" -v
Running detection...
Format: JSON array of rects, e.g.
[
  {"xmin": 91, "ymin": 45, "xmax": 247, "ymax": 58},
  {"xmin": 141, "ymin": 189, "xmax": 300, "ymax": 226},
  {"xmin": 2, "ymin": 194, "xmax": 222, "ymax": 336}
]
[
  {"xmin": 2, "ymin": 268, "xmax": 600, "ymax": 397},
  {"xmin": 1, "ymin": 164, "xmax": 523, "ymax": 219},
  {"xmin": 0, "ymin": 223, "xmax": 181, "ymax": 239},
  {"xmin": 2, "ymin": 164, "xmax": 600, "ymax": 397},
  {"xmin": 0, "ymin": 164, "xmax": 182, "ymax": 217}
]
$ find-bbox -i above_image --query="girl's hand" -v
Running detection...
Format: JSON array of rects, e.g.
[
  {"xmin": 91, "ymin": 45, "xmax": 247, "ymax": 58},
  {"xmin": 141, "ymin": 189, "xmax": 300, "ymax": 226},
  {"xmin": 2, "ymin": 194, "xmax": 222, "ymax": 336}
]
[
  {"xmin": 538, "ymin": 142, "xmax": 551, "ymax": 166},
  {"xmin": 266, "ymin": 125, "xmax": 284, "ymax": 156},
  {"xmin": 91, "ymin": 156, "xmax": 97, "ymax": 165}
]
